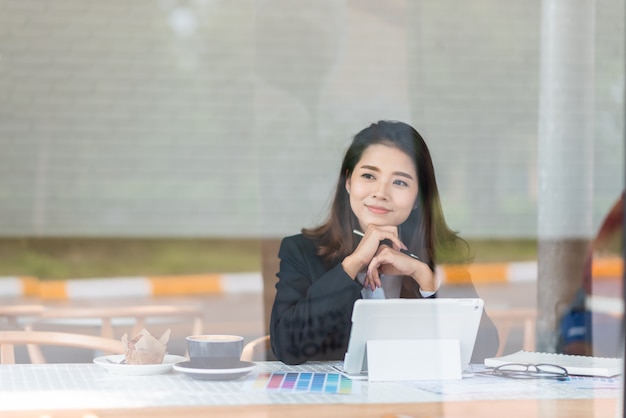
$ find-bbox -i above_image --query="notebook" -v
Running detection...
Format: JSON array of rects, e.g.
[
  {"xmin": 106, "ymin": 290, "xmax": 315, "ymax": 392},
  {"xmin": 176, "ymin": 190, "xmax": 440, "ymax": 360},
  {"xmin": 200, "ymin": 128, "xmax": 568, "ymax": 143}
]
[{"xmin": 484, "ymin": 350, "xmax": 623, "ymax": 377}]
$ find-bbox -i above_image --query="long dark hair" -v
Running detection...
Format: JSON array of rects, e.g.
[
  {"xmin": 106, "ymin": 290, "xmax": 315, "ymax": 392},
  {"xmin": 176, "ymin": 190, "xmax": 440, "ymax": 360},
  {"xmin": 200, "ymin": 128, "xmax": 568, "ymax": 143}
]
[{"xmin": 303, "ymin": 120, "xmax": 470, "ymax": 269}]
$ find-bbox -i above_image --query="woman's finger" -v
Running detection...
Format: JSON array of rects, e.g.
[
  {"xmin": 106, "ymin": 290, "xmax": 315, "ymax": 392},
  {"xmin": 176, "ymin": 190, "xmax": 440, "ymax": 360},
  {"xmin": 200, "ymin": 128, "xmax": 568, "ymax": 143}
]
[{"xmin": 367, "ymin": 264, "xmax": 382, "ymax": 289}]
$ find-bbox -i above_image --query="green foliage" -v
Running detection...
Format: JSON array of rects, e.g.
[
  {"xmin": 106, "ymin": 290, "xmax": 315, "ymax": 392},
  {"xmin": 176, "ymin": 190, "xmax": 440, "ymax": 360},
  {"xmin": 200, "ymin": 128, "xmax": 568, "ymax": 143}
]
[
  {"xmin": 0, "ymin": 237, "xmax": 536, "ymax": 280},
  {"xmin": 467, "ymin": 239, "xmax": 537, "ymax": 263},
  {"xmin": 0, "ymin": 238, "xmax": 261, "ymax": 280}
]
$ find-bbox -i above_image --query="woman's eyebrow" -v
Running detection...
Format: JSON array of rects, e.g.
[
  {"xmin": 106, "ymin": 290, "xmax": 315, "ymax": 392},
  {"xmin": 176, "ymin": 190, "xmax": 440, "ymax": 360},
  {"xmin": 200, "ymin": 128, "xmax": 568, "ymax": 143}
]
[
  {"xmin": 359, "ymin": 164, "xmax": 380, "ymax": 172},
  {"xmin": 359, "ymin": 165, "xmax": 414, "ymax": 180},
  {"xmin": 393, "ymin": 171, "xmax": 415, "ymax": 180}
]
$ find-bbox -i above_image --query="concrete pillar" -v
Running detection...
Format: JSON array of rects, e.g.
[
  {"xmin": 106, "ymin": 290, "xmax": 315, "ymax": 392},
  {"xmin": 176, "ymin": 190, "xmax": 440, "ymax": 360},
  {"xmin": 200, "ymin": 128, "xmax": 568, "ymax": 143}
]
[{"xmin": 536, "ymin": 0, "xmax": 595, "ymax": 352}]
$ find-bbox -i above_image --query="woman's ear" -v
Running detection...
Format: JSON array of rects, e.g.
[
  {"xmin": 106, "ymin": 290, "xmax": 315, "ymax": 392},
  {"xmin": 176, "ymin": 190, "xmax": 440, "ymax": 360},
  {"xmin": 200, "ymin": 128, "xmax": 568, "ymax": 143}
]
[{"xmin": 345, "ymin": 177, "xmax": 351, "ymax": 195}]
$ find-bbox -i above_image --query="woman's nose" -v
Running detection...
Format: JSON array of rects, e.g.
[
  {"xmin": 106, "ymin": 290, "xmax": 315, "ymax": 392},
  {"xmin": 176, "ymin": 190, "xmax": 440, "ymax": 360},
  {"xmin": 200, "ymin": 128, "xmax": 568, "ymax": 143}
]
[{"xmin": 372, "ymin": 184, "xmax": 389, "ymax": 200}]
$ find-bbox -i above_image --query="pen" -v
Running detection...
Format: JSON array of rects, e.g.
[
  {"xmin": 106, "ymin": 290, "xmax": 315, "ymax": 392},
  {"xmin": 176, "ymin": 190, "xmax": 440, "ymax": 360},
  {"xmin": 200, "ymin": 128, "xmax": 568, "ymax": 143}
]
[{"xmin": 352, "ymin": 229, "xmax": 420, "ymax": 260}]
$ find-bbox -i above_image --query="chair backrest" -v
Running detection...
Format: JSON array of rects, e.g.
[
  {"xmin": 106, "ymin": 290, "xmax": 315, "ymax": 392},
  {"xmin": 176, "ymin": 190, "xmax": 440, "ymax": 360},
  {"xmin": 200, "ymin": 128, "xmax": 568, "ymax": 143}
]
[
  {"xmin": 262, "ymin": 239, "xmax": 281, "ymax": 332},
  {"xmin": 0, "ymin": 330, "xmax": 124, "ymax": 364},
  {"xmin": 0, "ymin": 305, "xmax": 44, "ymax": 329},
  {"xmin": 261, "ymin": 239, "xmax": 281, "ymax": 360},
  {"xmin": 33, "ymin": 304, "xmax": 204, "ymax": 339},
  {"xmin": 241, "ymin": 335, "xmax": 270, "ymax": 362},
  {"xmin": 19, "ymin": 304, "xmax": 203, "ymax": 363},
  {"xmin": 488, "ymin": 308, "xmax": 537, "ymax": 357}
]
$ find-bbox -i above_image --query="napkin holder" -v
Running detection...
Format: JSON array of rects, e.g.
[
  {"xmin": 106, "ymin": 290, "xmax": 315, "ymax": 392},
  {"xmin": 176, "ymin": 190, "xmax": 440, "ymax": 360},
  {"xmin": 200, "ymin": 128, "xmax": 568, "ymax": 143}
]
[{"xmin": 366, "ymin": 338, "xmax": 462, "ymax": 381}]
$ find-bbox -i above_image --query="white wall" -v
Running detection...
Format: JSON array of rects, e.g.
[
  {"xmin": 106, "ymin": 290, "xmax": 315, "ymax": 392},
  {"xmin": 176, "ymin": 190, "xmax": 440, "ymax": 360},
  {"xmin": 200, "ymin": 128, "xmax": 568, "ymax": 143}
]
[{"xmin": 0, "ymin": 0, "xmax": 623, "ymax": 238}]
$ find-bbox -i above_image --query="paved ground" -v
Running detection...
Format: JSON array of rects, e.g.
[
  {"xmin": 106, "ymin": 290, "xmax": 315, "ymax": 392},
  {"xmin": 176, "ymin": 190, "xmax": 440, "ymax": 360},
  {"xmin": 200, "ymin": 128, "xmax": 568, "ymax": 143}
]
[
  {"xmin": 3, "ymin": 292, "xmax": 264, "ymax": 363},
  {"xmin": 4, "ymin": 282, "xmax": 541, "ymax": 363},
  {"xmin": 6, "ymin": 278, "xmax": 624, "ymax": 363}
]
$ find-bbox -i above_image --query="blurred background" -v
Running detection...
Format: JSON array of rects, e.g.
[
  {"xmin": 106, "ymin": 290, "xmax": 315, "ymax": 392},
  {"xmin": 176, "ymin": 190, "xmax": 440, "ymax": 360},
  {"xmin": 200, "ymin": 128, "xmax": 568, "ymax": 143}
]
[{"xmin": 0, "ymin": 0, "xmax": 623, "ymax": 361}]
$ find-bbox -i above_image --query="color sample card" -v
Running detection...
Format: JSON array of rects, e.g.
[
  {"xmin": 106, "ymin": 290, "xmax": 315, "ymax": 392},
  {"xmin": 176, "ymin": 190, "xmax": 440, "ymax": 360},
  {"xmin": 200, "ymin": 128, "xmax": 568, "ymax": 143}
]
[{"xmin": 247, "ymin": 372, "xmax": 356, "ymax": 394}]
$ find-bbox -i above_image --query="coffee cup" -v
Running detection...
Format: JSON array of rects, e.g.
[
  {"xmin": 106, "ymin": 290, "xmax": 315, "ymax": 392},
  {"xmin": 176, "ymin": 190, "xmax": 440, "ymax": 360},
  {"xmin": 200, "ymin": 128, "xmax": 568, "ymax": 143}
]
[{"xmin": 186, "ymin": 334, "xmax": 244, "ymax": 367}]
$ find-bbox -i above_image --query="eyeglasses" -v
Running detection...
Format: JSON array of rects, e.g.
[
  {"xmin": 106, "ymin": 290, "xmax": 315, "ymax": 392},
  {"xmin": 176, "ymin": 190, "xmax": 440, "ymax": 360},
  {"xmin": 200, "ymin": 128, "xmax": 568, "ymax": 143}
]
[{"xmin": 491, "ymin": 363, "xmax": 569, "ymax": 381}]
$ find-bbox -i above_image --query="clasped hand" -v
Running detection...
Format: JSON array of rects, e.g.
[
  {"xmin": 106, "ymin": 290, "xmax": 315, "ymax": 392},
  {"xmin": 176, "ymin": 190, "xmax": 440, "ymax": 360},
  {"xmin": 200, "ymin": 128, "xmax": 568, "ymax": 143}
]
[{"xmin": 344, "ymin": 226, "xmax": 436, "ymax": 292}]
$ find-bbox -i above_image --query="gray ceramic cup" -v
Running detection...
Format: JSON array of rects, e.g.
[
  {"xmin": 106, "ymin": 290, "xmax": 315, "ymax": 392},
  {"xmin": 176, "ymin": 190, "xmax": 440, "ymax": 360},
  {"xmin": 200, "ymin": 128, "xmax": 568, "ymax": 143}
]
[{"xmin": 186, "ymin": 335, "xmax": 244, "ymax": 366}]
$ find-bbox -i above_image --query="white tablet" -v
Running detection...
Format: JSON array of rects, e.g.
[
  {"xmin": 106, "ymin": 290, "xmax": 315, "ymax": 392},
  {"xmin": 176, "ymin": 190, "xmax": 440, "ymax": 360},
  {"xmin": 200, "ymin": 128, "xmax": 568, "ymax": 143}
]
[{"xmin": 339, "ymin": 298, "xmax": 484, "ymax": 379}]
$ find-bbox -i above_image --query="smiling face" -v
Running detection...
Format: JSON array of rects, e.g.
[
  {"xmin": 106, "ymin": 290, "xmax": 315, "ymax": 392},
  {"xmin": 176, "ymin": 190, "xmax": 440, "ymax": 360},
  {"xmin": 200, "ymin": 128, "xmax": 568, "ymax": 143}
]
[{"xmin": 345, "ymin": 143, "xmax": 419, "ymax": 231}]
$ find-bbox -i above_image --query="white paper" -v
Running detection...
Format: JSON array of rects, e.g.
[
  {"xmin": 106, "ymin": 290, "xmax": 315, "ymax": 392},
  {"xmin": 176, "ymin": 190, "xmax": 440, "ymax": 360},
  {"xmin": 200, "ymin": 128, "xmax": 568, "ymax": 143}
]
[{"xmin": 366, "ymin": 339, "xmax": 462, "ymax": 382}]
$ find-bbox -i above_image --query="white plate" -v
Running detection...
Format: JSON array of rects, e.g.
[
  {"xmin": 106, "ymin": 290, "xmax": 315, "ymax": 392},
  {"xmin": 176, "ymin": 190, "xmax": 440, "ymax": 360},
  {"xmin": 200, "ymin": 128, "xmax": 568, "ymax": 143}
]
[
  {"xmin": 93, "ymin": 354, "xmax": 188, "ymax": 376},
  {"xmin": 173, "ymin": 360, "xmax": 256, "ymax": 381}
]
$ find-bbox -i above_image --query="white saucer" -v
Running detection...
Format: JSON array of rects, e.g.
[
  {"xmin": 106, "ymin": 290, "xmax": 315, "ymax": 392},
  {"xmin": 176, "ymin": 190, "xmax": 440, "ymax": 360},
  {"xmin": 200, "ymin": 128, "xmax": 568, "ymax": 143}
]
[
  {"xmin": 173, "ymin": 360, "xmax": 256, "ymax": 381},
  {"xmin": 94, "ymin": 354, "xmax": 188, "ymax": 376}
]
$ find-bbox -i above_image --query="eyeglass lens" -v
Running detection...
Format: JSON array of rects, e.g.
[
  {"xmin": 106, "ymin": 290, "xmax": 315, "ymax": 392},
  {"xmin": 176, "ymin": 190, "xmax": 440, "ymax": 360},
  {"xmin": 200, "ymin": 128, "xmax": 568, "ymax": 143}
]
[{"xmin": 493, "ymin": 363, "xmax": 569, "ymax": 380}]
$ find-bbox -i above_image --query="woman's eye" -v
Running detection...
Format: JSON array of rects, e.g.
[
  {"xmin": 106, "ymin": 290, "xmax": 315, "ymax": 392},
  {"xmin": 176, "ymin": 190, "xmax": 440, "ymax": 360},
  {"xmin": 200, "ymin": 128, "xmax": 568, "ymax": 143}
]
[
  {"xmin": 394, "ymin": 179, "xmax": 409, "ymax": 187},
  {"xmin": 362, "ymin": 173, "xmax": 374, "ymax": 180}
]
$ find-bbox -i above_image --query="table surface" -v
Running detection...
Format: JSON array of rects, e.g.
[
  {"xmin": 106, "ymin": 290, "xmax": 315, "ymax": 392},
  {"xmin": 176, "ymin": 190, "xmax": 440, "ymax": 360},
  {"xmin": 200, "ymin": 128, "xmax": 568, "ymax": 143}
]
[{"xmin": 0, "ymin": 361, "xmax": 621, "ymax": 418}]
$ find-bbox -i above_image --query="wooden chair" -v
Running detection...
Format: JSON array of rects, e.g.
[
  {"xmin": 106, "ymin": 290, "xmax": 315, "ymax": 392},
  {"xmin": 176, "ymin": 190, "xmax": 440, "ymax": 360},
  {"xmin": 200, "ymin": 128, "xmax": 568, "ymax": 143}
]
[
  {"xmin": 241, "ymin": 335, "xmax": 271, "ymax": 362},
  {"xmin": 488, "ymin": 308, "xmax": 537, "ymax": 357},
  {"xmin": 261, "ymin": 239, "xmax": 281, "ymax": 361},
  {"xmin": 23, "ymin": 304, "xmax": 203, "ymax": 362},
  {"xmin": 0, "ymin": 330, "xmax": 124, "ymax": 364},
  {"xmin": 0, "ymin": 305, "xmax": 45, "ymax": 329},
  {"xmin": 27, "ymin": 304, "xmax": 204, "ymax": 339}
]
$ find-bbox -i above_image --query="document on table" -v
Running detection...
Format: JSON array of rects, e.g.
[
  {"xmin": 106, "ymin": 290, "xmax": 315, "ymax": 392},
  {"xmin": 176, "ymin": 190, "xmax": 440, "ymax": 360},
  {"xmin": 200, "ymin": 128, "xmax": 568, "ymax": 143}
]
[{"xmin": 400, "ymin": 365, "xmax": 622, "ymax": 401}]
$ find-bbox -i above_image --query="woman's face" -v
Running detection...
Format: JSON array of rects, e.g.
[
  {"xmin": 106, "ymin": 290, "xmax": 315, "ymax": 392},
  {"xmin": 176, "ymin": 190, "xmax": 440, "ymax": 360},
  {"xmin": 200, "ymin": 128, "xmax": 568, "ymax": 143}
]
[{"xmin": 346, "ymin": 144, "xmax": 419, "ymax": 231}]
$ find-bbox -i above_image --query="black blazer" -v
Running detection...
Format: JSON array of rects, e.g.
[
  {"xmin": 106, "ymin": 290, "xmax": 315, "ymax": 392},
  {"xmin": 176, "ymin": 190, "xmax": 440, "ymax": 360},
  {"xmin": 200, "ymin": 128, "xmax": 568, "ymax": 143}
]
[{"xmin": 269, "ymin": 234, "xmax": 499, "ymax": 365}]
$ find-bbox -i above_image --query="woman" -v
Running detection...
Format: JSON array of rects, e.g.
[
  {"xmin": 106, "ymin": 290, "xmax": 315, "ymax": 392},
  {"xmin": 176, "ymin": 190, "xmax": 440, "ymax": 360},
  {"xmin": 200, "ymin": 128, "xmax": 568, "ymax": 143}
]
[{"xmin": 270, "ymin": 120, "xmax": 498, "ymax": 365}]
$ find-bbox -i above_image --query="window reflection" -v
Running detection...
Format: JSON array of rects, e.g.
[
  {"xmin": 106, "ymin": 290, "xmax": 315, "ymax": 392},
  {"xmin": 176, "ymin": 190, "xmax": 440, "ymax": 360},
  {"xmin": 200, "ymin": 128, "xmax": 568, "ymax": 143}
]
[{"xmin": 558, "ymin": 191, "xmax": 624, "ymax": 358}]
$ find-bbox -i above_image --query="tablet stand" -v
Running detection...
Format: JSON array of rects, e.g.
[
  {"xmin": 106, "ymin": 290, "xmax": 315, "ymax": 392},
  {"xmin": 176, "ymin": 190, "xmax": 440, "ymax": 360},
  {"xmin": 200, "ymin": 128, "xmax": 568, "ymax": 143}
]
[{"xmin": 366, "ymin": 339, "xmax": 462, "ymax": 381}]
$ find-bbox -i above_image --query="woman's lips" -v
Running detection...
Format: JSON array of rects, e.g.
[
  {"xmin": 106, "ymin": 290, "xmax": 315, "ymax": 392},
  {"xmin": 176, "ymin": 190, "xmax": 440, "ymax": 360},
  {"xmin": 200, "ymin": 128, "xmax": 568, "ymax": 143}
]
[{"xmin": 366, "ymin": 205, "xmax": 391, "ymax": 215}]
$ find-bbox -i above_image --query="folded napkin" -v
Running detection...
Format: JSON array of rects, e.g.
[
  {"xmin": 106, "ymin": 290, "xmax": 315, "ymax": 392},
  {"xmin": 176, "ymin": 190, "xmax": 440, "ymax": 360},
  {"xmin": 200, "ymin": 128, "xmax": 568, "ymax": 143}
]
[{"xmin": 122, "ymin": 328, "xmax": 171, "ymax": 365}]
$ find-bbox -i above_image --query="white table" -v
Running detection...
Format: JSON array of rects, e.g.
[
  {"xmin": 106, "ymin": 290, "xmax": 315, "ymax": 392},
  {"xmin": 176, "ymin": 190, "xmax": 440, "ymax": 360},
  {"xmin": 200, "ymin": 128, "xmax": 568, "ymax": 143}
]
[{"xmin": 0, "ymin": 361, "xmax": 621, "ymax": 418}]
